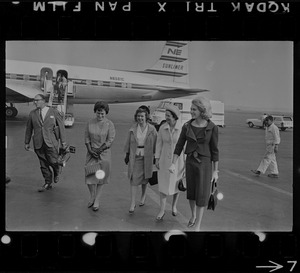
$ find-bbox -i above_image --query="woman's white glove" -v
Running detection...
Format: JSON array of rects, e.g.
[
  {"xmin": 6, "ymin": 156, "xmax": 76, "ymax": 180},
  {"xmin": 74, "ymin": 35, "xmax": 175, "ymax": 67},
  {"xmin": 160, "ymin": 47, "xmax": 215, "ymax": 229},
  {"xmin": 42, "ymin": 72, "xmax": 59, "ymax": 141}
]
[
  {"xmin": 155, "ymin": 158, "xmax": 160, "ymax": 170},
  {"xmin": 211, "ymin": 170, "xmax": 219, "ymax": 182},
  {"xmin": 169, "ymin": 163, "xmax": 176, "ymax": 173}
]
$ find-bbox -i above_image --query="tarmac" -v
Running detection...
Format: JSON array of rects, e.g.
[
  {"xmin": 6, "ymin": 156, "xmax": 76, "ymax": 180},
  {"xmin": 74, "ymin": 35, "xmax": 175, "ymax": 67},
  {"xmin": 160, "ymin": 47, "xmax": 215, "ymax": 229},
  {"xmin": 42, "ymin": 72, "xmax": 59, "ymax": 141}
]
[{"xmin": 5, "ymin": 102, "xmax": 293, "ymax": 231}]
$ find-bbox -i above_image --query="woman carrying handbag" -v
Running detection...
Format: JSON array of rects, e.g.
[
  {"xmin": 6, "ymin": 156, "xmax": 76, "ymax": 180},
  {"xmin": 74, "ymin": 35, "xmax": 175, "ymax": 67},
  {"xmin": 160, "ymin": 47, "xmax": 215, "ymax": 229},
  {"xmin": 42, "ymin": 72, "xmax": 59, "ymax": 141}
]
[
  {"xmin": 169, "ymin": 96, "xmax": 219, "ymax": 231},
  {"xmin": 154, "ymin": 104, "xmax": 184, "ymax": 221},
  {"xmin": 84, "ymin": 101, "xmax": 116, "ymax": 211}
]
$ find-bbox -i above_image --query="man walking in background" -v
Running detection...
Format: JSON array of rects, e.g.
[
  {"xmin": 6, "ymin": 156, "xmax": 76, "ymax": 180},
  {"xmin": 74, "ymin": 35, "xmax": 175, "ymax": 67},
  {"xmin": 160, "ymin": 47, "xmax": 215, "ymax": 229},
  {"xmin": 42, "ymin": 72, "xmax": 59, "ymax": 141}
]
[
  {"xmin": 251, "ymin": 115, "xmax": 280, "ymax": 178},
  {"xmin": 25, "ymin": 94, "xmax": 67, "ymax": 192}
]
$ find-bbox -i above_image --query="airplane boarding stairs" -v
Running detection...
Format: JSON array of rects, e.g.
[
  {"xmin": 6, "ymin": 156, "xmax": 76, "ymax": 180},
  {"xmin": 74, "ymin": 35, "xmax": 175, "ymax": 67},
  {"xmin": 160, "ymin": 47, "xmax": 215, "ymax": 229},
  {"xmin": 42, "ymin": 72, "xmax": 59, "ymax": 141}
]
[{"xmin": 44, "ymin": 79, "xmax": 75, "ymax": 127}]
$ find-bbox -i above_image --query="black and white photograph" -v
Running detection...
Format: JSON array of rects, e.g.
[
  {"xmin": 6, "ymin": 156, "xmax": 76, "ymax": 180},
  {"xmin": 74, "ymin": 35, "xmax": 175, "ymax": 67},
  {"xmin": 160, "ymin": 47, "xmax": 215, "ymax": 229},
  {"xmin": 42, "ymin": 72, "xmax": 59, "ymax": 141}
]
[{"xmin": 5, "ymin": 40, "xmax": 293, "ymax": 232}]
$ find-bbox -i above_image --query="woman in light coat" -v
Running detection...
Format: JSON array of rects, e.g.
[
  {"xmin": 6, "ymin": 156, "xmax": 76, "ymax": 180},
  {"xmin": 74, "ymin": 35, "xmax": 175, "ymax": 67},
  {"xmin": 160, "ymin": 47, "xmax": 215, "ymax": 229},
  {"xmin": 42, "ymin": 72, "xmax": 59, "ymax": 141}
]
[
  {"xmin": 124, "ymin": 107, "xmax": 157, "ymax": 214},
  {"xmin": 155, "ymin": 105, "xmax": 184, "ymax": 221}
]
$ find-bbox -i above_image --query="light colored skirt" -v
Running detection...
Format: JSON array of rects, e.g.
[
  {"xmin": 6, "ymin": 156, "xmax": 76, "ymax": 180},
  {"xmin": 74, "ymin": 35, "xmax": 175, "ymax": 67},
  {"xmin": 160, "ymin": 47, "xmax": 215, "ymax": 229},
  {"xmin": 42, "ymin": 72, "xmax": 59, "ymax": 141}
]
[
  {"xmin": 130, "ymin": 155, "xmax": 148, "ymax": 186},
  {"xmin": 158, "ymin": 170, "xmax": 179, "ymax": 196}
]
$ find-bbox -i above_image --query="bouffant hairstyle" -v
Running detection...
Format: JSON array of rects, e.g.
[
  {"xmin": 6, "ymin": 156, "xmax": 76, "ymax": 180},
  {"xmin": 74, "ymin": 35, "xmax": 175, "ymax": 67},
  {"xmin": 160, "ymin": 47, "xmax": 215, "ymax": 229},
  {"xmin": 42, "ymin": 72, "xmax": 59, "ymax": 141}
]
[
  {"xmin": 94, "ymin": 101, "xmax": 109, "ymax": 114},
  {"xmin": 191, "ymin": 96, "xmax": 212, "ymax": 120},
  {"xmin": 134, "ymin": 108, "xmax": 150, "ymax": 122}
]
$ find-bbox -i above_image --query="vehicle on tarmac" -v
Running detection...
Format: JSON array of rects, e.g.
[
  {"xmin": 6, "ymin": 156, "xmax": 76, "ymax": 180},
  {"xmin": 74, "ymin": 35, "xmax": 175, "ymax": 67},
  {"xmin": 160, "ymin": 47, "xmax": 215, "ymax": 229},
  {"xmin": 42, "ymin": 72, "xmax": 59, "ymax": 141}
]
[
  {"xmin": 272, "ymin": 115, "xmax": 293, "ymax": 131},
  {"xmin": 246, "ymin": 115, "xmax": 293, "ymax": 131},
  {"xmin": 246, "ymin": 115, "xmax": 267, "ymax": 129},
  {"xmin": 150, "ymin": 98, "xmax": 225, "ymax": 130}
]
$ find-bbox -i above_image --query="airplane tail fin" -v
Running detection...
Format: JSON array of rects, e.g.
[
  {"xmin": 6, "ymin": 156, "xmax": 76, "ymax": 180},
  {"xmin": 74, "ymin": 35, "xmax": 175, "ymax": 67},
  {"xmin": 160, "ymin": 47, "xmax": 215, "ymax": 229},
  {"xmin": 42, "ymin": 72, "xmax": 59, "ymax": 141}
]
[{"xmin": 140, "ymin": 41, "xmax": 189, "ymax": 85}]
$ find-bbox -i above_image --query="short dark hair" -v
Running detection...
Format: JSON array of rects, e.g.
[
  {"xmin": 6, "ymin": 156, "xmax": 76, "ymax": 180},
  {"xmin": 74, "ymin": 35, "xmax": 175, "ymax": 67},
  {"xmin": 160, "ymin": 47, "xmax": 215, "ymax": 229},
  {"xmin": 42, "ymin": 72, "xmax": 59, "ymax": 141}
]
[
  {"xmin": 94, "ymin": 101, "xmax": 109, "ymax": 114},
  {"xmin": 134, "ymin": 108, "xmax": 150, "ymax": 122},
  {"xmin": 265, "ymin": 115, "xmax": 273, "ymax": 122}
]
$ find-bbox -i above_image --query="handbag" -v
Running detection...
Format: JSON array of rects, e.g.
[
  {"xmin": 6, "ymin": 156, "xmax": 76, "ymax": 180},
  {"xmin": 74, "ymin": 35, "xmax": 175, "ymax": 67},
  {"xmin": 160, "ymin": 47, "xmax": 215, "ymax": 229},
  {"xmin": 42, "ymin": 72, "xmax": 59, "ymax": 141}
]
[
  {"xmin": 84, "ymin": 162, "xmax": 102, "ymax": 177},
  {"xmin": 207, "ymin": 179, "xmax": 218, "ymax": 210},
  {"xmin": 148, "ymin": 165, "xmax": 158, "ymax": 186},
  {"xmin": 177, "ymin": 175, "xmax": 186, "ymax": 192}
]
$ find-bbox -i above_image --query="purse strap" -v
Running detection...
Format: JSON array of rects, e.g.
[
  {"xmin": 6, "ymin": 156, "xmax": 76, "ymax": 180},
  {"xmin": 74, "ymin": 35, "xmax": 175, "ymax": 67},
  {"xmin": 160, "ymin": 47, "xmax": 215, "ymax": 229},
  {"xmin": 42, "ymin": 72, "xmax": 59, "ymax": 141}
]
[{"xmin": 210, "ymin": 179, "xmax": 217, "ymax": 194}]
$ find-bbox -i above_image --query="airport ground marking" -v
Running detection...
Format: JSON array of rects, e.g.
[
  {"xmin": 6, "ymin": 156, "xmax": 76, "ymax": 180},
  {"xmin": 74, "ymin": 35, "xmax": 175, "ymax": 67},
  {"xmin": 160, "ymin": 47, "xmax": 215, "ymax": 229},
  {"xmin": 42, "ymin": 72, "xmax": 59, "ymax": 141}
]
[{"xmin": 224, "ymin": 170, "xmax": 292, "ymax": 197}]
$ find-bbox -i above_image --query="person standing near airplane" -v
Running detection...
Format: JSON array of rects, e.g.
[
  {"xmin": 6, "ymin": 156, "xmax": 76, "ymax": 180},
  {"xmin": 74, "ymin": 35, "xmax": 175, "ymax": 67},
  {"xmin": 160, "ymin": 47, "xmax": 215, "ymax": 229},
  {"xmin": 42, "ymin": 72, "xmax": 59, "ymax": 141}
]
[
  {"xmin": 154, "ymin": 104, "xmax": 184, "ymax": 221},
  {"xmin": 84, "ymin": 101, "xmax": 116, "ymax": 211},
  {"xmin": 24, "ymin": 94, "xmax": 67, "ymax": 192},
  {"xmin": 58, "ymin": 74, "xmax": 68, "ymax": 103},
  {"xmin": 251, "ymin": 115, "xmax": 280, "ymax": 178},
  {"xmin": 169, "ymin": 96, "xmax": 219, "ymax": 231},
  {"xmin": 124, "ymin": 107, "xmax": 157, "ymax": 214}
]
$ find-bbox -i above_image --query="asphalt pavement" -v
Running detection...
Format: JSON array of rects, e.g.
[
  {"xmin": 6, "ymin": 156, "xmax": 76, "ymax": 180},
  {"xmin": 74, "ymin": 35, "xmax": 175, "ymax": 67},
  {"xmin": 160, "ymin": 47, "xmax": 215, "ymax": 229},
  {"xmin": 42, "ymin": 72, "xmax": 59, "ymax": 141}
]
[{"xmin": 5, "ymin": 103, "xmax": 293, "ymax": 231}]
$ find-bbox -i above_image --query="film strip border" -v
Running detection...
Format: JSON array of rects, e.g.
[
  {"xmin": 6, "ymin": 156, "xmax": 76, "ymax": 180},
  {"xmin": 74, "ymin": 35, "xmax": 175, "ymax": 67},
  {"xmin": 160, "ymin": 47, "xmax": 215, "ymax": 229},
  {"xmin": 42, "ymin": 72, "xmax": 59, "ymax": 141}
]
[
  {"xmin": 0, "ymin": 232, "xmax": 298, "ymax": 270},
  {"xmin": 1, "ymin": 1, "xmax": 300, "ymax": 272},
  {"xmin": 0, "ymin": 1, "xmax": 299, "ymax": 39}
]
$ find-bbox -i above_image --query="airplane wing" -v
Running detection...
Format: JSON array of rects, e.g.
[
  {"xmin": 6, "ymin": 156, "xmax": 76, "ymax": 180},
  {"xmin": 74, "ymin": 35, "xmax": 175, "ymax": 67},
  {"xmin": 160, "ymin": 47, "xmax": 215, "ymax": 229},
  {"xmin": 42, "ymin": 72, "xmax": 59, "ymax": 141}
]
[
  {"xmin": 6, "ymin": 82, "xmax": 43, "ymax": 103},
  {"xmin": 157, "ymin": 87, "xmax": 209, "ymax": 94}
]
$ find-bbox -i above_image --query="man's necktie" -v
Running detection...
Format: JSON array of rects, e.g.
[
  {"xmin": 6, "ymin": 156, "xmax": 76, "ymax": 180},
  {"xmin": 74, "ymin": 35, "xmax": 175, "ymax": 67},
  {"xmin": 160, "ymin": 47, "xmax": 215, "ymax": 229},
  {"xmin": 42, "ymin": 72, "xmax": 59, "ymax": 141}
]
[{"xmin": 40, "ymin": 109, "xmax": 43, "ymax": 122}]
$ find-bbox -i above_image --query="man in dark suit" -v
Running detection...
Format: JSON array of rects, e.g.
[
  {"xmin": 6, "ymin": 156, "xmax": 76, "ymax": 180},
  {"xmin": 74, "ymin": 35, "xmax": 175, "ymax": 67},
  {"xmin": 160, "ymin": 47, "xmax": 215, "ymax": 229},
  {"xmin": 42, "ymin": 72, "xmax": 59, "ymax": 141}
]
[{"xmin": 25, "ymin": 94, "xmax": 67, "ymax": 192}]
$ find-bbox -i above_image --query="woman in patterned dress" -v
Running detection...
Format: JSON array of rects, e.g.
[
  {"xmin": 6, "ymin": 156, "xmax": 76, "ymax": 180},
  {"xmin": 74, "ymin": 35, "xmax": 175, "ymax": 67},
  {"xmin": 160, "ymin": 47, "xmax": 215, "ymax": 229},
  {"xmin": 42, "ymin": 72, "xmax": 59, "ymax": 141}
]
[{"xmin": 84, "ymin": 101, "xmax": 116, "ymax": 211}]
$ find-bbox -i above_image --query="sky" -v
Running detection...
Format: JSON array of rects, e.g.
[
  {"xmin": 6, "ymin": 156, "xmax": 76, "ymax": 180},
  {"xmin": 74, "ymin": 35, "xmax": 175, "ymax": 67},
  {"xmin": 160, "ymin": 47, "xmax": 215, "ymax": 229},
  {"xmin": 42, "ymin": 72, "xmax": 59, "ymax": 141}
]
[{"xmin": 6, "ymin": 41, "xmax": 293, "ymax": 113}]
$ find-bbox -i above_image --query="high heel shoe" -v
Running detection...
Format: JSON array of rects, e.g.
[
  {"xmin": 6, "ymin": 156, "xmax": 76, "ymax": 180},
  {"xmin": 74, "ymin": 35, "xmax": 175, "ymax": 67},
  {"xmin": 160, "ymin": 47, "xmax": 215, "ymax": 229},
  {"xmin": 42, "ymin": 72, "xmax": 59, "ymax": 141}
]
[
  {"xmin": 88, "ymin": 201, "xmax": 95, "ymax": 208},
  {"xmin": 139, "ymin": 197, "xmax": 146, "ymax": 206},
  {"xmin": 129, "ymin": 205, "xmax": 136, "ymax": 214},
  {"xmin": 92, "ymin": 205, "xmax": 99, "ymax": 211},
  {"xmin": 172, "ymin": 210, "xmax": 178, "ymax": 217},
  {"xmin": 187, "ymin": 218, "xmax": 196, "ymax": 227},
  {"xmin": 156, "ymin": 213, "xmax": 165, "ymax": 221}
]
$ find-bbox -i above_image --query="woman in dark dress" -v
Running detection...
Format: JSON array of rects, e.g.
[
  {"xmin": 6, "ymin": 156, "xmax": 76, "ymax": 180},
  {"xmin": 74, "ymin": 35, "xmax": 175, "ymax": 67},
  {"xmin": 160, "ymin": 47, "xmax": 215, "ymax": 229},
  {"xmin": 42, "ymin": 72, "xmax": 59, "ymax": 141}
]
[{"xmin": 169, "ymin": 96, "xmax": 219, "ymax": 231}]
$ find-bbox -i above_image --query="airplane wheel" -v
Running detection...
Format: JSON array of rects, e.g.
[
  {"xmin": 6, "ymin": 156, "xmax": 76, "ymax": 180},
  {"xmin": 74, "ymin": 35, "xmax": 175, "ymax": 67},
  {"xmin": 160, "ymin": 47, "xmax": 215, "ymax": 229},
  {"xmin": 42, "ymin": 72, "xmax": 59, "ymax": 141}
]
[{"xmin": 6, "ymin": 107, "xmax": 18, "ymax": 118}]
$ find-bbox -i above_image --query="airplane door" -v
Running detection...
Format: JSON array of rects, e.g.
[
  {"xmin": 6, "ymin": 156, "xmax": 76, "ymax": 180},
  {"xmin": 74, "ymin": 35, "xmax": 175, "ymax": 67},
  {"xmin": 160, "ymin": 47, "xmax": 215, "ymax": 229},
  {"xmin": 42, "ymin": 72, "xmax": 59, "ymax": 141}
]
[{"xmin": 40, "ymin": 67, "xmax": 53, "ymax": 91}]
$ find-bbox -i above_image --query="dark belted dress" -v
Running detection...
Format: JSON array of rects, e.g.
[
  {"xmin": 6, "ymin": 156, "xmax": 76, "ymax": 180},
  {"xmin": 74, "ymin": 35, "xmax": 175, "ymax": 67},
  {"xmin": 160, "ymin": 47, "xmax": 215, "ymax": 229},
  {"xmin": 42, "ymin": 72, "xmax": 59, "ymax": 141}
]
[{"xmin": 174, "ymin": 119, "xmax": 219, "ymax": 206}]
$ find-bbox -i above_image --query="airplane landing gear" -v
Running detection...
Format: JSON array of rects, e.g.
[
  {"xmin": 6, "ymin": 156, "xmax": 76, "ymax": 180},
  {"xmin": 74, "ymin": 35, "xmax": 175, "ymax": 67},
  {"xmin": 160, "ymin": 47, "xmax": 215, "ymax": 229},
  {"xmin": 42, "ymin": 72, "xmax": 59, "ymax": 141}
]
[{"xmin": 6, "ymin": 104, "xmax": 18, "ymax": 118}]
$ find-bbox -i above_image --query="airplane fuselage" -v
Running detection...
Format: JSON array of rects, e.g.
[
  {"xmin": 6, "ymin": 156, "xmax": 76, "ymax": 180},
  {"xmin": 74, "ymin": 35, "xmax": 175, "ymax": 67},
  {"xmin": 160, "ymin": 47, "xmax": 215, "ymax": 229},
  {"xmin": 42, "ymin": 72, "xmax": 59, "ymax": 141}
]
[{"xmin": 6, "ymin": 60, "xmax": 194, "ymax": 104}]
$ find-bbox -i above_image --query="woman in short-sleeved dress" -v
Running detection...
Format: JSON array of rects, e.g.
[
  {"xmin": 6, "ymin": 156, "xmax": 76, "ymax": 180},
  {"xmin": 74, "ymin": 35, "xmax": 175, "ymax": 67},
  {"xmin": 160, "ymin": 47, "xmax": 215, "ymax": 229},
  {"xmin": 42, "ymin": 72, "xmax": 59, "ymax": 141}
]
[
  {"xmin": 84, "ymin": 101, "xmax": 116, "ymax": 211},
  {"xmin": 170, "ymin": 96, "xmax": 219, "ymax": 231}
]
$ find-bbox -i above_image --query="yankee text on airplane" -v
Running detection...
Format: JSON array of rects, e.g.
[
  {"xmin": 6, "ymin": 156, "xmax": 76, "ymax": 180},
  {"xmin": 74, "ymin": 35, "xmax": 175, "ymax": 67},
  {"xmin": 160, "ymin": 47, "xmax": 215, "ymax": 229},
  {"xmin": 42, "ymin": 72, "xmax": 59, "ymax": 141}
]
[{"xmin": 6, "ymin": 41, "xmax": 208, "ymax": 127}]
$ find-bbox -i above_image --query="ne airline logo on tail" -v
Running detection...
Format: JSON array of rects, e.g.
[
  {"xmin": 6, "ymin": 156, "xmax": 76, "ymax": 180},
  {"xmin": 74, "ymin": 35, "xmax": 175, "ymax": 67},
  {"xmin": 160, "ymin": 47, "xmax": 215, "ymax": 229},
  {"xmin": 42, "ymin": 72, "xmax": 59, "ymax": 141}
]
[{"xmin": 138, "ymin": 41, "xmax": 189, "ymax": 78}]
